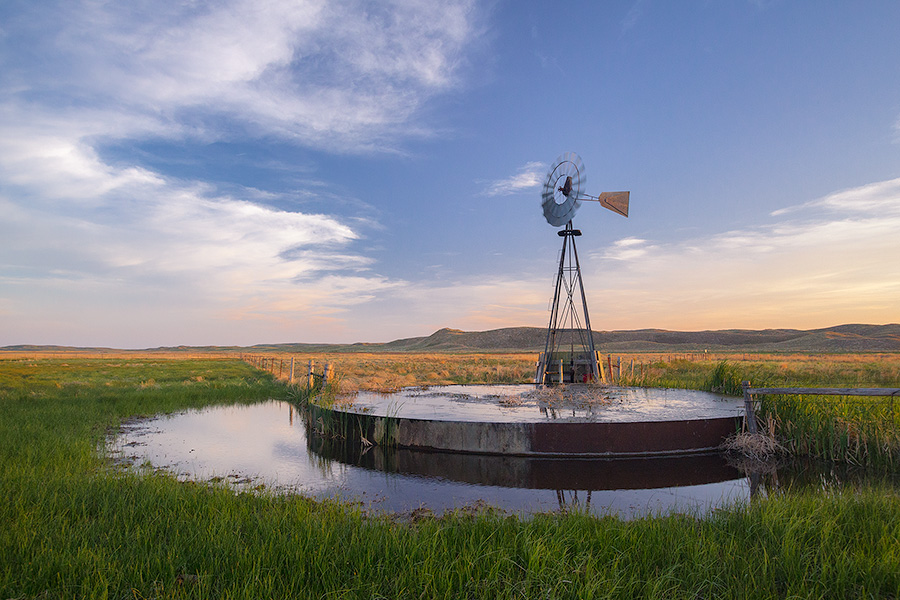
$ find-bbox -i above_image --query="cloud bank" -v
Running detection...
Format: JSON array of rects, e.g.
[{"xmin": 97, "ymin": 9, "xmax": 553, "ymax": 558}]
[{"xmin": 0, "ymin": 0, "xmax": 479, "ymax": 346}]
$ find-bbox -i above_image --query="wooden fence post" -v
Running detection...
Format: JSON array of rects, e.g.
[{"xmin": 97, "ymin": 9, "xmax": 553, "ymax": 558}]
[
  {"xmin": 596, "ymin": 351, "xmax": 607, "ymax": 384},
  {"xmin": 289, "ymin": 357, "xmax": 294, "ymax": 383},
  {"xmin": 743, "ymin": 381, "xmax": 758, "ymax": 434}
]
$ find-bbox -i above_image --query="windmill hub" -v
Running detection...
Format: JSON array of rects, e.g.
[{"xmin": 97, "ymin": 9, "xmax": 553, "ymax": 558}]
[
  {"xmin": 557, "ymin": 176, "xmax": 574, "ymax": 200},
  {"xmin": 535, "ymin": 152, "xmax": 630, "ymax": 385}
]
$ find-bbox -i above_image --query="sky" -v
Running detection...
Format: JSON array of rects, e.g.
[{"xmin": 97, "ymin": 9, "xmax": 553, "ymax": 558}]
[{"xmin": 1, "ymin": 0, "xmax": 899, "ymax": 348}]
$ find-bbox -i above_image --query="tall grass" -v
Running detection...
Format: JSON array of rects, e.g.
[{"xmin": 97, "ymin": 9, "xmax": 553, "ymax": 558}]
[
  {"xmin": 608, "ymin": 355, "xmax": 900, "ymax": 466},
  {"xmin": 758, "ymin": 393, "xmax": 900, "ymax": 467},
  {"xmin": 616, "ymin": 353, "xmax": 900, "ymax": 391},
  {"xmin": 3, "ymin": 356, "xmax": 900, "ymax": 597}
]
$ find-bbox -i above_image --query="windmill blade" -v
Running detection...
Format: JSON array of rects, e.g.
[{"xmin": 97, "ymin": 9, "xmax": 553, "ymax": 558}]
[{"xmin": 596, "ymin": 191, "xmax": 629, "ymax": 218}]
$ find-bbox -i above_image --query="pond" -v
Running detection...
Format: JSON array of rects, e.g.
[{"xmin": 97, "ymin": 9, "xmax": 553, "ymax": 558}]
[{"xmin": 110, "ymin": 397, "xmax": 898, "ymax": 519}]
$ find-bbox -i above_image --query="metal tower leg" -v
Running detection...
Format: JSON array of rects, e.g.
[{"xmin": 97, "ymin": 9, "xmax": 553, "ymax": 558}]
[{"xmin": 571, "ymin": 230, "xmax": 601, "ymax": 382}]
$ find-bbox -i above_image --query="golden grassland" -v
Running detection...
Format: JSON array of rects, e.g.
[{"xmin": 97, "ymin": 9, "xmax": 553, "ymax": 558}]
[
  {"xmin": 6, "ymin": 349, "xmax": 900, "ymax": 390},
  {"xmin": 236, "ymin": 350, "xmax": 900, "ymax": 391},
  {"xmin": 252, "ymin": 352, "xmax": 537, "ymax": 391}
]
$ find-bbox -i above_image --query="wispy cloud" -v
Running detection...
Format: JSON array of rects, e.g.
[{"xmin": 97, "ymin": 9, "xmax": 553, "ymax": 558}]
[
  {"xmin": 11, "ymin": 0, "xmax": 477, "ymax": 152},
  {"xmin": 483, "ymin": 161, "xmax": 545, "ymax": 196},
  {"xmin": 771, "ymin": 177, "xmax": 900, "ymax": 216},
  {"xmin": 620, "ymin": 0, "xmax": 647, "ymax": 35},
  {"xmin": 0, "ymin": 0, "xmax": 480, "ymax": 345}
]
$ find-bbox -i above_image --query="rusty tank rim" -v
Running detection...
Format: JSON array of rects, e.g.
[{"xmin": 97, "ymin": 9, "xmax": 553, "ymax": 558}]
[{"xmin": 306, "ymin": 403, "xmax": 743, "ymax": 457}]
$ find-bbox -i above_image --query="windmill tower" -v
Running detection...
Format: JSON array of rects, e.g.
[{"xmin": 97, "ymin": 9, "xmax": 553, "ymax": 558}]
[{"xmin": 534, "ymin": 152, "xmax": 630, "ymax": 385}]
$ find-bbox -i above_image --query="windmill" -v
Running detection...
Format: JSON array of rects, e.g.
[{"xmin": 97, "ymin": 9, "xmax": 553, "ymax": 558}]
[{"xmin": 535, "ymin": 152, "xmax": 629, "ymax": 385}]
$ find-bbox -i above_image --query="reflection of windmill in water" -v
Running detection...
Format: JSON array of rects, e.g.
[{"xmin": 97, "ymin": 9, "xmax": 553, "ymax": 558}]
[
  {"xmin": 556, "ymin": 489, "xmax": 592, "ymax": 512},
  {"xmin": 535, "ymin": 152, "xmax": 630, "ymax": 385}
]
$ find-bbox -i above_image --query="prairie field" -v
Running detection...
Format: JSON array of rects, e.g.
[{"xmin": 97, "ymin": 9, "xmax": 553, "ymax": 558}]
[
  {"xmin": 2, "ymin": 352, "xmax": 900, "ymax": 598},
  {"xmin": 240, "ymin": 350, "xmax": 900, "ymax": 391}
]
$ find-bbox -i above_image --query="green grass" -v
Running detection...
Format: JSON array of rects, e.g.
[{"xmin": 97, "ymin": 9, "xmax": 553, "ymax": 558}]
[
  {"xmin": 757, "ymin": 393, "xmax": 900, "ymax": 467},
  {"xmin": 3, "ymin": 356, "xmax": 900, "ymax": 598},
  {"xmin": 616, "ymin": 356, "xmax": 900, "ymax": 466},
  {"xmin": 619, "ymin": 354, "xmax": 900, "ymax": 391}
]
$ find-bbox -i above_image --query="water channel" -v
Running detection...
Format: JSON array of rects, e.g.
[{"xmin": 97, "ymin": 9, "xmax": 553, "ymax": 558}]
[{"xmin": 109, "ymin": 390, "xmax": 900, "ymax": 519}]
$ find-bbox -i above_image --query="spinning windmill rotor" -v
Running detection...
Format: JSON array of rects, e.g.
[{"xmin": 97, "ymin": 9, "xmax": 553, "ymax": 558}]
[
  {"xmin": 541, "ymin": 152, "xmax": 585, "ymax": 226},
  {"xmin": 541, "ymin": 152, "xmax": 629, "ymax": 226},
  {"xmin": 535, "ymin": 153, "xmax": 630, "ymax": 385}
]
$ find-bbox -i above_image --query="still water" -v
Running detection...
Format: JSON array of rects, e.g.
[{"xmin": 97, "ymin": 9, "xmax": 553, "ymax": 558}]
[
  {"xmin": 109, "ymin": 399, "xmax": 892, "ymax": 519},
  {"xmin": 348, "ymin": 384, "xmax": 744, "ymax": 423},
  {"xmin": 110, "ymin": 399, "xmax": 752, "ymax": 518}
]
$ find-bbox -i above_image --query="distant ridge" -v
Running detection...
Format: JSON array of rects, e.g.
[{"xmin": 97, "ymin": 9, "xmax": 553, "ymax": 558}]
[
  {"xmin": 4, "ymin": 324, "xmax": 899, "ymax": 354},
  {"xmin": 340, "ymin": 324, "xmax": 900, "ymax": 353},
  {"xmin": 235, "ymin": 324, "xmax": 900, "ymax": 353}
]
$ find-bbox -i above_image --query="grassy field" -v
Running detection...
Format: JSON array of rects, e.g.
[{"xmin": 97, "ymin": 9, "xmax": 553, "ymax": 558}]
[
  {"xmin": 3, "ymin": 354, "xmax": 900, "ymax": 598},
  {"xmin": 243, "ymin": 351, "xmax": 538, "ymax": 391},
  {"xmin": 241, "ymin": 350, "xmax": 900, "ymax": 391}
]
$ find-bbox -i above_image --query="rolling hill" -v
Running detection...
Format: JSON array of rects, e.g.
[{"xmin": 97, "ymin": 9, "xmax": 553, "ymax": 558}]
[
  {"xmin": 244, "ymin": 324, "xmax": 900, "ymax": 353},
  {"xmin": 4, "ymin": 324, "xmax": 899, "ymax": 354}
]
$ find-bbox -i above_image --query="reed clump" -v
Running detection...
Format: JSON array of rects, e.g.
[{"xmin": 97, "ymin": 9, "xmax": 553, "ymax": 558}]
[{"xmin": 722, "ymin": 431, "xmax": 784, "ymax": 462}]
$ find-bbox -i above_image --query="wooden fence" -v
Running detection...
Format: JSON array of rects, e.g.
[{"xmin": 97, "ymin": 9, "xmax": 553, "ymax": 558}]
[
  {"xmin": 741, "ymin": 381, "xmax": 900, "ymax": 434},
  {"xmin": 241, "ymin": 354, "xmax": 332, "ymax": 389}
]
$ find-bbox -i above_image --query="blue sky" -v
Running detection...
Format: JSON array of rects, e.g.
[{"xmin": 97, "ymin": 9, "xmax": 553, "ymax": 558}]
[{"xmin": 1, "ymin": 0, "xmax": 899, "ymax": 348}]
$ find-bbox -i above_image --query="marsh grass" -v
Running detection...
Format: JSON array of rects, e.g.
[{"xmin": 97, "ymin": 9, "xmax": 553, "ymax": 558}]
[
  {"xmin": 3, "ymin": 355, "xmax": 900, "ymax": 598},
  {"xmin": 615, "ymin": 353, "xmax": 900, "ymax": 391},
  {"xmin": 609, "ymin": 355, "xmax": 900, "ymax": 466},
  {"xmin": 759, "ymin": 393, "xmax": 900, "ymax": 467}
]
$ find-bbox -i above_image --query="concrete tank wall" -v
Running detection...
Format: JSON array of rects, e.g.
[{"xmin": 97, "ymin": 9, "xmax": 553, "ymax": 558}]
[{"xmin": 306, "ymin": 404, "xmax": 742, "ymax": 457}]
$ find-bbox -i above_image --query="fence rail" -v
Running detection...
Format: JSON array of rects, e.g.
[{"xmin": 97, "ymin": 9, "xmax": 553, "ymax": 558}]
[{"xmin": 741, "ymin": 381, "xmax": 900, "ymax": 434}]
